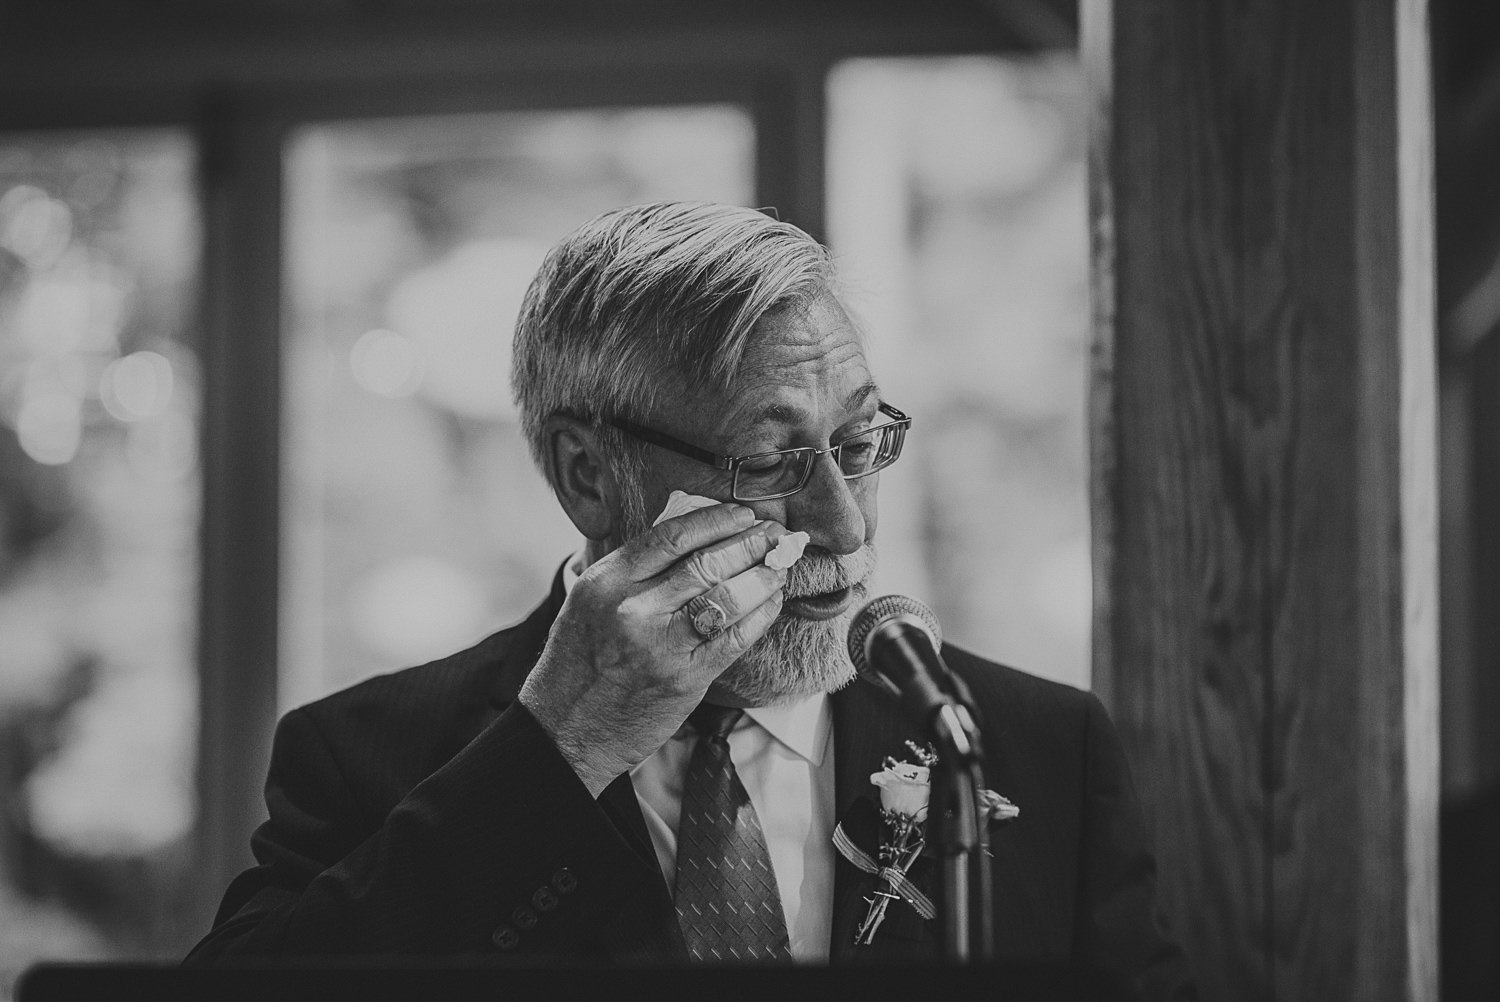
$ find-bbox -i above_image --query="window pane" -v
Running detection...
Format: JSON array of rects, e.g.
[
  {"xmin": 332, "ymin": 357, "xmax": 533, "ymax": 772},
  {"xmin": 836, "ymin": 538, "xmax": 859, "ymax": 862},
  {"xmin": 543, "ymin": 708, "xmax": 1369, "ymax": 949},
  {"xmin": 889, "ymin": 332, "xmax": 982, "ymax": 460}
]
[
  {"xmin": 828, "ymin": 55, "xmax": 1090, "ymax": 689},
  {"xmin": 0, "ymin": 132, "xmax": 201, "ymax": 984},
  {"xmin": 283, "ymin": 106, "xmax": 754, "ymax": 709}
]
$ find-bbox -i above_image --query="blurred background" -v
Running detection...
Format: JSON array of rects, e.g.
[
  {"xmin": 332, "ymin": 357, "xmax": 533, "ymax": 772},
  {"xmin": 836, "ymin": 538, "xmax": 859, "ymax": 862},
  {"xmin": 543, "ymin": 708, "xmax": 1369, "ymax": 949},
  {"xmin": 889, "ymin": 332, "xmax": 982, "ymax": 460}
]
[{"xmin": 0, "ymin": 1, "xmax": 1496, "ymax": 998}]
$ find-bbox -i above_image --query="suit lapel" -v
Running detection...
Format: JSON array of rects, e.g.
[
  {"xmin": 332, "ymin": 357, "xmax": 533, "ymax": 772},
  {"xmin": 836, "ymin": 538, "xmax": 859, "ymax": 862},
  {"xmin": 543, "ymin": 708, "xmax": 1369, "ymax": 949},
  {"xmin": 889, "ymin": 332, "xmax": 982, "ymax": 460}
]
[
  {"xmin": 597, "ymin": 775, "xmax": 687, "ymax": 961},
  {"xmin": 828, "ymin": 680, "xmax": 938, "ymax": 963},
  {"xmin": 597, "ymin": 773, "xmax": 663, "ymax": 888}
]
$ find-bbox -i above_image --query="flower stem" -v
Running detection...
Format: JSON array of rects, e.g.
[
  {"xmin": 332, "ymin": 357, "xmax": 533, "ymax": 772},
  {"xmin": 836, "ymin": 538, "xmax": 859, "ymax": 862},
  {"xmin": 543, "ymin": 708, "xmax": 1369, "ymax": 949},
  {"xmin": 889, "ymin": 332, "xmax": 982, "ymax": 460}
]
[{"xmin": 855, "ymin": 889, "xmax": 900, "ymax": 945}]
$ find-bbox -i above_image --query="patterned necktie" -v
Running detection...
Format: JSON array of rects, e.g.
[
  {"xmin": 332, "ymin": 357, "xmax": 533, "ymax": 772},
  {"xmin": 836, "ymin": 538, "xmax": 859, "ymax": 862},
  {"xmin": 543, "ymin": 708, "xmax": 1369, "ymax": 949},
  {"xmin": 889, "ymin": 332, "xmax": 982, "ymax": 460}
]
[{"xmin": 673, "ymin": 703, "xmax": 792, "ymax": 963}]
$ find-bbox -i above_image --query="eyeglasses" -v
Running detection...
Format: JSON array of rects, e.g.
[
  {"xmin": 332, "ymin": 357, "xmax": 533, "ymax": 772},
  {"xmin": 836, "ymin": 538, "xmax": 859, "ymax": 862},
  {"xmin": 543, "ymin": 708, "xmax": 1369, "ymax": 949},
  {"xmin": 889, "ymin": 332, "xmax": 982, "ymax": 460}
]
[{"xmin": 607, "ymin": 402, "xmax": 911, "ymax": 502}]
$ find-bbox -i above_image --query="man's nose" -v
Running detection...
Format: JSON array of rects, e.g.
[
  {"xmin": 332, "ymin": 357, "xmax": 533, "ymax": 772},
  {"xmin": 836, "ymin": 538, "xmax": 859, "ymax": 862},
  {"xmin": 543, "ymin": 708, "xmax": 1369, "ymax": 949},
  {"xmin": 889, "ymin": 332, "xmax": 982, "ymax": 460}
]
[{"xmin": 784, "ymin": 452, "xmax": 867, "ymax": 555}]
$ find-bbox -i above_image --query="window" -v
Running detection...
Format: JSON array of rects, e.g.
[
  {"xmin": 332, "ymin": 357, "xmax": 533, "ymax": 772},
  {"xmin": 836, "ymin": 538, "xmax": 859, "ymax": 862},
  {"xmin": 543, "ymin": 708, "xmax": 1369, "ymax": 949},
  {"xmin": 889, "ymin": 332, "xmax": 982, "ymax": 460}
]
[
  {"xmin": 0, "ymin": 131, "xmax": 200, "ymax": 982},
  {"xmin": 828, "ymin": 54, "xmax": 1089, "ymax": 688}
]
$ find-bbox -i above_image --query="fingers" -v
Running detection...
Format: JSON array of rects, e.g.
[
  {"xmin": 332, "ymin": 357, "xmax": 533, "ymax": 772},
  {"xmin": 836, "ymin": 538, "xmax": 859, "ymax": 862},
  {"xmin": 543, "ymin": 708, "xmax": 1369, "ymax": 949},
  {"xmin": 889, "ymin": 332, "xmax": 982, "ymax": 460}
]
[
  {"xmin": 623, "ymin": 502, "xmax": 757, "ymax": 581},
  {"xmin": 685, "ymin": 562, "xmax": 787, "ymax": 639},
  {"xmin": 700, "ymin": 586, "xmax": 785, "ymax": 659},
  {"xmin": 654, "ymin": 521, "xmax": 790, "ymax": 603},
  {"xmin": 582, "ymin": 501, "xmax": 791, "ymax": 666}
]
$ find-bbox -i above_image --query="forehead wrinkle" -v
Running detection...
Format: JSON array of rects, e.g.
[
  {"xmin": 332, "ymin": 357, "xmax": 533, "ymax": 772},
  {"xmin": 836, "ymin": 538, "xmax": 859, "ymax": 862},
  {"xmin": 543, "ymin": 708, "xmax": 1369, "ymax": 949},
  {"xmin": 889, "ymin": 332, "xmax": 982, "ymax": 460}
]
[
  {"xmin": 710, "ymin": 361, "xmax": 875, "ymax": 446},
  {"xmin": 732, "ymin": 378, "xmax": 879, "ymax": 427},
  {"xmin": 735, "ymin": 326, "xmax": 866, "ymax": 385}
]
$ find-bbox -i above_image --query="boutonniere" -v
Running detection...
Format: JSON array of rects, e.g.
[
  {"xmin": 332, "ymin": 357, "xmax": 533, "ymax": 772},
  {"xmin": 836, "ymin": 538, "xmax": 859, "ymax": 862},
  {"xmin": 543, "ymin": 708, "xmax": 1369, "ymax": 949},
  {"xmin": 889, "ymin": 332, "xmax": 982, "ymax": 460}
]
[{"xmin": 833, "ymin": 741, "xmax": 1019, "ymax": 946}]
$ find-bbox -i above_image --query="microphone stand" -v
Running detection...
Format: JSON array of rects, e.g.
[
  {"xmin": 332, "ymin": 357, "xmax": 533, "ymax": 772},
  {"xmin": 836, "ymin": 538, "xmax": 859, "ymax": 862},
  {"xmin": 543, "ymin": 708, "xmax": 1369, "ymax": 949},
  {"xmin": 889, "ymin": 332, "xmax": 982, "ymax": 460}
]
[
  {"xmin": 862, "ymin": 613, "xmax": 994, "ymax": 962},
  {"xmin": 926, "ymin": 697, "xmax": 993, "ymax": 964}
]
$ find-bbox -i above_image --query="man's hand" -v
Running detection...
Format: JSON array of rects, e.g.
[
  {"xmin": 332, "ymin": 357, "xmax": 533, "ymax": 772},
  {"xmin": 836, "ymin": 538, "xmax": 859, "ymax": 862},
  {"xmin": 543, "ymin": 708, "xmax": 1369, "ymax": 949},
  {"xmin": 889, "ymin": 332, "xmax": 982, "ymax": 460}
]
[{"xmin": 518, "ymin": 503, "xmax": 789, "ymax": 797}]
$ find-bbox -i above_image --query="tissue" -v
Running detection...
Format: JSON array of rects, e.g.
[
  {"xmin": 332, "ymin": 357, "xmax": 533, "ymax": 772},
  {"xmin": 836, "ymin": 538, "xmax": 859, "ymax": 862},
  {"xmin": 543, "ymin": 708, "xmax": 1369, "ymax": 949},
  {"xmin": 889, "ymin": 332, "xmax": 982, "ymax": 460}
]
[{"xmin": 651, "ymin": 490, "xmax": 808, "ymax": 569}]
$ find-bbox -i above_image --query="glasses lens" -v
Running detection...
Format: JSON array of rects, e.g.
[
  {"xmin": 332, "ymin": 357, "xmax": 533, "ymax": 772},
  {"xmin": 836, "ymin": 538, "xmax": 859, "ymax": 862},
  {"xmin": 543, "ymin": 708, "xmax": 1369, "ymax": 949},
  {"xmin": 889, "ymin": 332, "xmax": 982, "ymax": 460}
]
[
  {"xmin": 734, "ymin": 449, "xmax": 813, "ymax": 500},
  {"xmin": 837, "ymin": 423, "xmax": 905, "ymax": 477}
]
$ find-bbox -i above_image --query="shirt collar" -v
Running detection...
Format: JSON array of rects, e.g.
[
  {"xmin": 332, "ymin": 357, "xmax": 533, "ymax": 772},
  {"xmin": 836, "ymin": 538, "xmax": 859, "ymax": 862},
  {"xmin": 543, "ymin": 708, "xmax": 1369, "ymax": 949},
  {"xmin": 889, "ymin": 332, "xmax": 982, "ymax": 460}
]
[
  {"xmin": 744, "ymin": 694, "xmax": 831, "ymax": 766},
  {"xmin": 560, "ymin": 548, "xmax": 832, "ymax": 766}
]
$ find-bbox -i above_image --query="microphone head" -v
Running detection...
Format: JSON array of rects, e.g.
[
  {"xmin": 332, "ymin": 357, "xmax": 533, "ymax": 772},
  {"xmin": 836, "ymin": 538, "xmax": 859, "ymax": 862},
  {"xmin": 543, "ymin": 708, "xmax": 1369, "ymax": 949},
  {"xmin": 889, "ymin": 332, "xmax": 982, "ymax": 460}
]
[{"xmin": 847, "ymin": 594, "xmax": 943, "ymax": 692}]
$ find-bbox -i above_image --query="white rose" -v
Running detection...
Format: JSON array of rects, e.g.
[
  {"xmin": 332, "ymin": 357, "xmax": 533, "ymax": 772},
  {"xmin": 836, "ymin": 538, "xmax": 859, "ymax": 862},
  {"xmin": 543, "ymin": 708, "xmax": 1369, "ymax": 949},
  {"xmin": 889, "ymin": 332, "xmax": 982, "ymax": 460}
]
[{"xmin": 870, "ymin": 763, "xmax": 931, "ymax": 820}]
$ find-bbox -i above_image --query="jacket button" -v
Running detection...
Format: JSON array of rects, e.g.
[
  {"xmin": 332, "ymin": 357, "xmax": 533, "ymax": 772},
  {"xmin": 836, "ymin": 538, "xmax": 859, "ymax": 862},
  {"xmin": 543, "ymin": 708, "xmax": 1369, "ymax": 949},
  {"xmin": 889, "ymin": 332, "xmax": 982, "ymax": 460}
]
[
  {"xmin": 491, "ymin": 925, "xmax": 520, "ymax": 950},
  {"xmin": 532, "ymin": 886, "xmax": 560, "ymax": 912},
  {"xmin": 551, "ymin": 868, "xmax": 578, "ymax": 894},
  {"xmin": 511, "ymin": 906, "xmax": 539, "ymax": 931}
]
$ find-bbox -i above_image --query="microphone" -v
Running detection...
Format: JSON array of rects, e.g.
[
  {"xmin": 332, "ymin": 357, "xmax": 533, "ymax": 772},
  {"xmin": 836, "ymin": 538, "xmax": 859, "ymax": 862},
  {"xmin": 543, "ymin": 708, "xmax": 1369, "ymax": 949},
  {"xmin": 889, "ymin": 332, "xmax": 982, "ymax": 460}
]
[
  {"xmin": 848, "ymin": 595, "xmax": 993, "ymax": 963},
  {"xmin": 847, "ymin": 594, "xmax": 959, "ymax": 732}
]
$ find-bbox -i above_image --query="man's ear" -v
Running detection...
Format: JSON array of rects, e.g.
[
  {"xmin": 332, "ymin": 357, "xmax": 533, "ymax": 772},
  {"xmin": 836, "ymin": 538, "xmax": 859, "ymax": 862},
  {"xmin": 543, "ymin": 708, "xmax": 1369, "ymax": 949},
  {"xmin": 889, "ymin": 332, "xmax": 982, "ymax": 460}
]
[{"xmin": 544, "ymin": 415, "xmax": 621, "ymax": 541}]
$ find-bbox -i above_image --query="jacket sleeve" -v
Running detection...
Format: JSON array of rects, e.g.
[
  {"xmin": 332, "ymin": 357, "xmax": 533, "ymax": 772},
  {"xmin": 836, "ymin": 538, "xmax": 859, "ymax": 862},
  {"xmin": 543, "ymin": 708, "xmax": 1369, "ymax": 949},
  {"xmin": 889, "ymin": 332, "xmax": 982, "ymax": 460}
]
[
  {"xmin": 1074, "ymin": 693, "xmax": 1198, "ymax": 1000},
  {"xmin": 184, "ymin": 702, "xmax": 669, "ymax": 961}
]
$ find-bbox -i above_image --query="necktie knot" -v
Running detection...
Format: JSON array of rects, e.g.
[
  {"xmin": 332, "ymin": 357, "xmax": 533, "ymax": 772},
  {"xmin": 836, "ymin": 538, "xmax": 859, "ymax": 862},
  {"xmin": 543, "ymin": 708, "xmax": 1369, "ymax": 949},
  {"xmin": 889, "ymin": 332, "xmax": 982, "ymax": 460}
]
[{"xmin": 688, "ymin": 703, "xmax": 743, "ymax": 742}]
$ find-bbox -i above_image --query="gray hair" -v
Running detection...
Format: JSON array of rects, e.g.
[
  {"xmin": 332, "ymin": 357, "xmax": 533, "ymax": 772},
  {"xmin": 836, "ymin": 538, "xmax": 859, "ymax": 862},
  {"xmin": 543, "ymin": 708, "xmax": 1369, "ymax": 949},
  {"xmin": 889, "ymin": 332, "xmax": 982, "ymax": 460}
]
[{"xmin": 510, "ymin": 201, "xmax": 836, "ymax": 492}]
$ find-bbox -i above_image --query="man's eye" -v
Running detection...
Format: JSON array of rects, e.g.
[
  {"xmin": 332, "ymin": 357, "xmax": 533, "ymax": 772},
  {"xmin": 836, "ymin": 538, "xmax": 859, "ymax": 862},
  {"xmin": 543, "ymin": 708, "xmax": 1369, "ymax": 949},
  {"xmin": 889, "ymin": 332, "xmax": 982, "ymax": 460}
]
[
  {"xmin": 740, "ymin": 453, "xmax": 790, "ymax": 473},
  {"xmin": 838, "ymin": 435, "xmax": 882, "ymax": 475}
]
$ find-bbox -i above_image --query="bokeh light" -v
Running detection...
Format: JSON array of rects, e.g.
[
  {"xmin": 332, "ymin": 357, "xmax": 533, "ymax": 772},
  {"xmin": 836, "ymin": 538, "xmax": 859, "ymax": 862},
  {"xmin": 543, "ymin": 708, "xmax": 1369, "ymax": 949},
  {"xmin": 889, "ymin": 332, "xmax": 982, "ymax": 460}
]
[
  {"xmin": 347, "ymin": 557, "xmax": 491, "ymax": 667},
  {"xmin": 101, "ymin": 350, "xmax": 175, "ymax": 421},
  {"xmin": 349, "ymin": 328, "xmax": 424, "ymax": 399},
  {"xmin": 16, "ymin": 388, "xmax": 82, "ymax": 465},
  {"xmin": 0, "ymin": 184, "xmax": 73, "ymax": 268},
  {"xmin": 385, "ymin": 238, "xmax": 545, "ymax": 420}
]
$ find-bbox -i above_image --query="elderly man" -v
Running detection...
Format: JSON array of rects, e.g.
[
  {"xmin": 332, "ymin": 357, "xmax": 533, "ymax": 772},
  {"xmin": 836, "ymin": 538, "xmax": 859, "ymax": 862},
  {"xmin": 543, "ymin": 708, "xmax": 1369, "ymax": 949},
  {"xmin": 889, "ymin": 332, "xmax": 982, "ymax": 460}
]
[{"xmin": 187, "ymin": 202, "xmax": 1191, "ymax": 996}]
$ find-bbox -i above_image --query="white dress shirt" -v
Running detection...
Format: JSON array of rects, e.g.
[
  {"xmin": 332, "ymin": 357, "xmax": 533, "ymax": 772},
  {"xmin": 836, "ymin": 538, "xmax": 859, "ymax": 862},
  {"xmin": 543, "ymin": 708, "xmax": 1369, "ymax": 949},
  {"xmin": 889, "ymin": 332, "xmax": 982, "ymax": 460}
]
[{"xmin": 561, "ymin": 553, "xmax": 837, "ymax": 962}]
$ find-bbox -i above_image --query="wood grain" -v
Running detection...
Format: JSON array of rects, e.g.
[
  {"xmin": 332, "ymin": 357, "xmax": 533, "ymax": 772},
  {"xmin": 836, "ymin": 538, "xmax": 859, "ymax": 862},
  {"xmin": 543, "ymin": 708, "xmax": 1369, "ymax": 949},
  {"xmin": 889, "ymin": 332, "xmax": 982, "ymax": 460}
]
[{"xmin": 1086, "ymin": 1, "xmax": 1438, "ymax": 997}]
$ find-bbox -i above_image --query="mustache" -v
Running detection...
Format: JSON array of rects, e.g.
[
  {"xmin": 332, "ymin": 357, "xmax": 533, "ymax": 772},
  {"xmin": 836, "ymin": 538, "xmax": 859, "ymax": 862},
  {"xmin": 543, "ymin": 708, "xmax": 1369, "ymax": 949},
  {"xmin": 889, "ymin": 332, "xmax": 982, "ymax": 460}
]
[{"xmin": 783, "ymin": 543, "xmax": 876, "ymax": 598}]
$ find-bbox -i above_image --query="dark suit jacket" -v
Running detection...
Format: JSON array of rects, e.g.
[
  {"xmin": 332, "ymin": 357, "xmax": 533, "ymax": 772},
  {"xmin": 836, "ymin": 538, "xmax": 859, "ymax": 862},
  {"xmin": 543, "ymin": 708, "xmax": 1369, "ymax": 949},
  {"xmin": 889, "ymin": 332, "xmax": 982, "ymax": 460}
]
[{"xmin": 186, "ymin": 572, "xmax": 1193, "ymax": 998}]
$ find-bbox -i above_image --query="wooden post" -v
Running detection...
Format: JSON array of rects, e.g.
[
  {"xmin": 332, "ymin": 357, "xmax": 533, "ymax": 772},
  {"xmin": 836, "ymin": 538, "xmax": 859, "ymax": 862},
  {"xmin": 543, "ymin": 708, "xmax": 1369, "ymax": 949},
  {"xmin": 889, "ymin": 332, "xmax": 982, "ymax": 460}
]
[{"xmin": 1085, "ymin": 1, "xmax": 1438, "ymax": 998}]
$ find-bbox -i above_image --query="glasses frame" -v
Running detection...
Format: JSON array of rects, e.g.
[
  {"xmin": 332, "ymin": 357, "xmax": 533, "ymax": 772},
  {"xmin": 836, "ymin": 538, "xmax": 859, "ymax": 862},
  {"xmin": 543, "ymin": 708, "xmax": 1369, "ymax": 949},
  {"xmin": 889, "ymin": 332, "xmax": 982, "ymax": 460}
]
[{"xmin": 607, "ymin": 401, "xmax": 911, "ymax": 502}]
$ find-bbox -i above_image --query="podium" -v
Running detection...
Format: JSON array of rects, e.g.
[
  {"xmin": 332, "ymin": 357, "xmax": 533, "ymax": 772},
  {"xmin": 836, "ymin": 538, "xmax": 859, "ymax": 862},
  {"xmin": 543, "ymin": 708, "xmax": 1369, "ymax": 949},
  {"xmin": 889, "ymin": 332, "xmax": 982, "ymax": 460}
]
[{"xmin": 20, "ymin": 960, "xmax": 1131, "ymax": 1002}]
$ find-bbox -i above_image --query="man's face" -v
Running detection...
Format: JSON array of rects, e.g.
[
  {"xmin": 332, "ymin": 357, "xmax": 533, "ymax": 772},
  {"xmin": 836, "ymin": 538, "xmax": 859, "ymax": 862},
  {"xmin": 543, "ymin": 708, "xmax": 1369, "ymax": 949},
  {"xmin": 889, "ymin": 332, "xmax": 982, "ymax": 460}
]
[{"xmin": 614, "ymin": 288, "xmax": 880, "ymax": 704}]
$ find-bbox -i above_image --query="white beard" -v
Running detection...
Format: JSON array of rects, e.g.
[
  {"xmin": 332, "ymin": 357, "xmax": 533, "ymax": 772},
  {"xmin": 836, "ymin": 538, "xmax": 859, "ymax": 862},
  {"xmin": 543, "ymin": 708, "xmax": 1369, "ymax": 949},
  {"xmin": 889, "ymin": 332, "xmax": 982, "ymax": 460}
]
[
  {"xmin": 709, "ymin": 580, "xmax": 867, "ymax": 706},
  {"xmin": 710, "ymin": 541, "xmax": 877, "ymax": 706}
]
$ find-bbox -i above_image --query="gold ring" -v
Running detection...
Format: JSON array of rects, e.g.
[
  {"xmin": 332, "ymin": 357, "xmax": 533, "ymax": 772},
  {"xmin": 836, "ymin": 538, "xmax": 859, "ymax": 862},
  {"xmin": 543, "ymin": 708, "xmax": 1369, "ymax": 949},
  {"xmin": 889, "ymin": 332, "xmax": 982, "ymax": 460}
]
[{"xmin": 687, "ymin": 596, "xmax": 728, "ymax": 639}]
